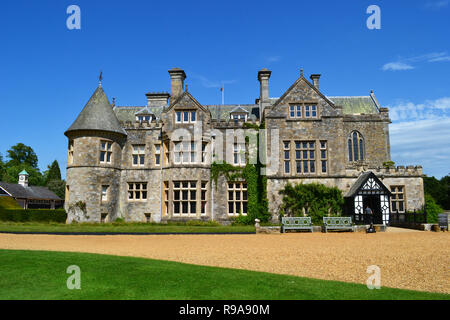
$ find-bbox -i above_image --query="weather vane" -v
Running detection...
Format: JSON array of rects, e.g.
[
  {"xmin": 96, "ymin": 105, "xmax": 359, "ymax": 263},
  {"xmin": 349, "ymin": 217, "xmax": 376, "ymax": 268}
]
[{"xmin": 99, "ymin": 71, "xmax": 103, "ymax": 86}]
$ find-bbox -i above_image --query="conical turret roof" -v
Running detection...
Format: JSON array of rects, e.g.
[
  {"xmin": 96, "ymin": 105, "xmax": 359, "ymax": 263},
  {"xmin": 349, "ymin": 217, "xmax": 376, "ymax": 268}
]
[{"xmin": 65, "ymin": 86, "xmax": 127, "ymax": 137}]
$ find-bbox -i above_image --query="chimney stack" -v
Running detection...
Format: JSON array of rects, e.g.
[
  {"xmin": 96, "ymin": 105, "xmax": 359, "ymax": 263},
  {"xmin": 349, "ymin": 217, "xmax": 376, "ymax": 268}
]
[
  {"xmin": 258, "ymin": 68, "xmax": 272, "ymax": 111},
  {"xmin": 168, "ymin": 68, "xmax": 186, "ymax": 102},
  {"xmin": 310, "ymin": 74, "xmax": 321, "ymax": 89},
  {"xmin": 146, "ymin": 92, "xmax": 170, "ymax": 107}
]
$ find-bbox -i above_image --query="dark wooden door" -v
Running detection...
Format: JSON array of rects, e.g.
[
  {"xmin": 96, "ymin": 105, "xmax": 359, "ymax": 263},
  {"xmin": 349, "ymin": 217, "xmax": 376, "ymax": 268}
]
[{"xmin": 363, "ymin": 195, "xmax": 382, "ymax": 224}]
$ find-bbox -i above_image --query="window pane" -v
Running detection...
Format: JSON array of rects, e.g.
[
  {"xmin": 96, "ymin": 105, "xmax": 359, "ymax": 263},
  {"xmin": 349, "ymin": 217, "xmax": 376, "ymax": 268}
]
[
  {"xmin": 285, "ymin": 161, "xmax": 290, "ymax": 173},
  {"xmin": 174, "ymin": 202, "xmax": 180, "ymax": 214},
  {"xmin": 348, "ymin": 139, "xmax": 353, "ymax": 161},
  {"xmin": 190, "ymin": 190, "xmax": 196, "ymax": 200},
  {"xmin": 190, "ymin": 202, "xmax": 196, "ymax": 214},
  {"xmin": 182, "ymin": 202, "xmax": 188, "ymax": 214},
  {"xmin": 183, "ymin": 112, "xmax": 189, "ymax": 122},
  {"xmin": 176, "ymin": 112, "xmax": 181, "ymax": 122},
  {"xmin": 303, "ymin": 160, "xmax": 308, "ymax": 173},
  {"xmin": 191, "ymin": 111, "xmax": 196, "ymax": 122},
  {"xmin": 322, "ymin": 160, "xmax": 327, "ymax": 173}
]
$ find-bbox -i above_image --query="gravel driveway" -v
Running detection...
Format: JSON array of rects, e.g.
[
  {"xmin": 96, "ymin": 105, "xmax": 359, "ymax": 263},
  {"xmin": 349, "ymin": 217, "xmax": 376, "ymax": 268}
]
[{"xmin": 0, "ymin": 230, "xmax": 448, "ymax": 294}]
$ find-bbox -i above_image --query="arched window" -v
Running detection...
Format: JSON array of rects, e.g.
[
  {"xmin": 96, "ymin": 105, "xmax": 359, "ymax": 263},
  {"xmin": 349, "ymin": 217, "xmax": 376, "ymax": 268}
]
[{"xmin": 348, "ymin": 131, "xmax": 364, "ymax": 162}]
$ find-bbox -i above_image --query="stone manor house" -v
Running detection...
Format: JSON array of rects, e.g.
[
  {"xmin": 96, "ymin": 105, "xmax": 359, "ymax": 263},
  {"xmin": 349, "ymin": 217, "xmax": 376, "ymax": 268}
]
[{"xmin": 64, "ymin": 67, "xmax": 424, "ymax": 225}]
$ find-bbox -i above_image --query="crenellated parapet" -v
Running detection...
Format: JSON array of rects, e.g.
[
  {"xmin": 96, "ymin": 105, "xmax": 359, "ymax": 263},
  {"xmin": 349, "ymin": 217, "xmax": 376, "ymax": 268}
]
[{"xmin": 346, "ymin": 165, "xmax": 423, "ymax": 178}]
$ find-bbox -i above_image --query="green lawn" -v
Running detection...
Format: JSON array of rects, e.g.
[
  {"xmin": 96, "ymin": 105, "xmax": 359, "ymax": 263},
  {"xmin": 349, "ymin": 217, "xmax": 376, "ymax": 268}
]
[
  {"xmin": 0, "ymin": 221, "xmax": 255, "ymax": 234},
  {"xmin": 0, "ymin": 250, "xmax": 448, "ymax": 300}
]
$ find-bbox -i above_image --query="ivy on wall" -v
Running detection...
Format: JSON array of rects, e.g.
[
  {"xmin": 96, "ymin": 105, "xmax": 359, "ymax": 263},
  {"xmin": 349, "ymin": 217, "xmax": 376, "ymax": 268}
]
[{"xmin": 210, "ymin": 123, "xmax": 270, "ymax": 224}]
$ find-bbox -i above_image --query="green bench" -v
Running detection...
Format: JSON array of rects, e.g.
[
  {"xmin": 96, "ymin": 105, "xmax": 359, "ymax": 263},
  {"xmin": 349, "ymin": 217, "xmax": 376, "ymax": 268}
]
[
  {"xmin": 281, "ymin": 217, "xmax": 313, "ymax": 233},
  {"xmin": 323, "ymin": 217, "xmax": 354, "ymax": 232}
]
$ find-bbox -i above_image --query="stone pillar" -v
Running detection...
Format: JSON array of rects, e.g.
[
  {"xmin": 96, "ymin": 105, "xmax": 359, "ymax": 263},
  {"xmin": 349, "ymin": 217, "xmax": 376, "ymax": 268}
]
[{"xmin": 168, "ymin": 68, "xmax": 186, "ymax": 102}]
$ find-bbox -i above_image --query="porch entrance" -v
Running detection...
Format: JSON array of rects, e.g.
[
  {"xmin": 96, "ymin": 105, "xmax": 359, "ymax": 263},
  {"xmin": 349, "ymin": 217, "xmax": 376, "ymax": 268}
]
[{"xmin": 344, "ymin": 171, "xmax": 392, "ymax": 225}]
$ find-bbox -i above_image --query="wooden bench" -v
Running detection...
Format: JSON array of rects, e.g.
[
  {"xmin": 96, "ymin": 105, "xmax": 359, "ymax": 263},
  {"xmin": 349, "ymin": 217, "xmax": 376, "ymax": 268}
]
[
  {"xmin": 281, "ymin": 217, "xmax": 313, "ymax": 233},
  {"xmin": 323, "ymin": 217, "xmax": 354, "ymax": 232}
]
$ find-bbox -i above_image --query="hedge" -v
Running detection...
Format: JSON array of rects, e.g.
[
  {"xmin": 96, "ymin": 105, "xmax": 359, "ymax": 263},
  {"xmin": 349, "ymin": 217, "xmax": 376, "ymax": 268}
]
[{"xmin": 0, "ymin": 208, "xmax": 67, "ymax": 223}]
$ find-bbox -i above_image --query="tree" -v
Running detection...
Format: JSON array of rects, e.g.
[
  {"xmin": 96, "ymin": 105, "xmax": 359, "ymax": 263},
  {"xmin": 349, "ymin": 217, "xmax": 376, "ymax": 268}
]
[
  {"xmin": 0, "ymin": 152, "xmax": 5, "ymax": 181},
  {"xmin": 43, "ymin": 160, "xmax": 62, "ymax": 185},
  {"xmin": 4, "ymin": 164, "xmax": 44, "ymax": 186},
  {"xmin": 424, "ymin": 175, "xmax": 450, "ymax": 210},
  {"xmin": 279, "ymin": 183, "xmax": 344, "ymax": 225},
  {"xmin": 46, "ymin": 179, "xmax": 66, "ymax": 199},
  {"xmin": 6, "ymin": 143, "xmax": 38, "ymax": 168},
  {"xmin": 421, "ymin": 194, "xmax": 443, "ymax": 223}
]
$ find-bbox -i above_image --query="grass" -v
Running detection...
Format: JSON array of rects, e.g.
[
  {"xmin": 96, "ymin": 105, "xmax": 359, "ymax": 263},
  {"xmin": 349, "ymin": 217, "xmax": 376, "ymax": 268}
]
[
  {"xmin": 0, "ymin": 250, "xmax": 448, "ymax": 300},
  {"xmin": 0, "ymin": 221, "xmax": 255, "ymax": 234},
  {"xmin": 0, "ymin": 197, "xmax": 21, "ymax": 209}
]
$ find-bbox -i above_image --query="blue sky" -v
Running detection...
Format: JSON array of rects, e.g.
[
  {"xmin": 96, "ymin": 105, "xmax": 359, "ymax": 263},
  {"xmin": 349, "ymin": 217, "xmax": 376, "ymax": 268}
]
[{"xmin": 0, "ymin": 0, "xmax": 449, "ymax": 178}]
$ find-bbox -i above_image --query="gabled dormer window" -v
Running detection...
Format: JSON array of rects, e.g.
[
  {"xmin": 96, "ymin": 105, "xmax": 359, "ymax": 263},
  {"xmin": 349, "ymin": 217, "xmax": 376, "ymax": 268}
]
[{"xmin": 231, "ymin": 113, "xmax": 247, "ymax": 121}]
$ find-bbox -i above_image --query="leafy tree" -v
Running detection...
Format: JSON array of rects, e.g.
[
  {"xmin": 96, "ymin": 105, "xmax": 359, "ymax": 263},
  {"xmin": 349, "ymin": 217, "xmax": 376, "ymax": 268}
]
[
  {"xmin": 6, "ymin": 143, "xmax": 38, "ymax": 168},
  {"xmin": 440, "ymin": 175, "xmax": 450, "ymax": 209},
  {"xmin": 279, "ymin": 183, "xmax": 344, "ymax": 225},
  {"xmin": 0, "ymin": 153, "xmax": 5, "ymax": 181},
  {"xmin": 43, "ymin": 160, "xmax": 62, "ymax": 185},
  {"xmin": 424, "ymin": 175, "xmax": 450, "ymax": 210},
  {"xmin": 4, "ymin": 164, "xmax": 44, "ymax": 186},
  {"xmin": 46, "ymin": 179, "xmax": 66, "ymax": 199},
  {"xmin": 420, "ymin": 194, "xmax": 443, "ymax": 223}
]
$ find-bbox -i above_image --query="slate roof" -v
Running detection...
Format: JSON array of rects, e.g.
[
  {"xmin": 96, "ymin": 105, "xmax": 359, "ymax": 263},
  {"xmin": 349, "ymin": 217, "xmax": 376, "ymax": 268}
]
[
  {"xmin": 206, "ymin": 104, "xmax": 260, "ymax": 121},
  {"xmin": 0, "ymin": 182, "xmax": 61, "ymax": 200},
  {"xmin": 328, "ymin": 96, "xmax": 379, "ymax": 115},
  {"xmin": 65, "ymin": 86, "xmax": 127, "ymax": 136}
]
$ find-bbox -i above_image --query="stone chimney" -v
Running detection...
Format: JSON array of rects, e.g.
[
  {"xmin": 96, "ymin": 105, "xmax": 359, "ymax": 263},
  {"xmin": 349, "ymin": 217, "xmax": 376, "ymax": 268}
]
[
  {"xmin": 258, "ymin": 68, "xmax": 272, "ymax": 111},
  {"xmin": 310, "ymin": 74, "xmax": 321, "ymax": 89},
  {"xmin": 18, "ymin": 170, "xmax": 29, "ymax": 187},
  {"xmin": 168, "ymin": 68, "xmax": 186, "ymax": 102},
  {"xmin": 145, "ymin": 92, "xmax": 170, "ymax": 107}
]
